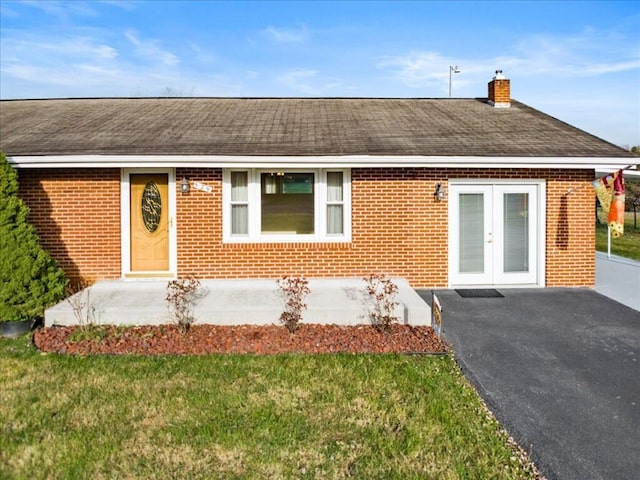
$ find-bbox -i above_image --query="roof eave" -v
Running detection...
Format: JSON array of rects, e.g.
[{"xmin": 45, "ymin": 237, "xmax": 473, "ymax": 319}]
[{"xmin": 7, "ymin": 154, "xmax": 637, "ymax": 171}]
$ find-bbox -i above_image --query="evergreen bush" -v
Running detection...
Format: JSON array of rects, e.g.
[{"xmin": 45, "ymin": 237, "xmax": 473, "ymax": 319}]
[{"xmin": 0, "ymin": 152, "xmax": 67, "ymax": 321}]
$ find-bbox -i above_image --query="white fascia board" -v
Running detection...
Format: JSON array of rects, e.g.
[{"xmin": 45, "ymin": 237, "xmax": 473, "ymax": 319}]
[
  {"xmin": 596, "ymin": 168, "xmax": 640, "ymax": 177},
  {"xmin": 7, "ymin": 154, "xmax": 636, "ymax": 170}
]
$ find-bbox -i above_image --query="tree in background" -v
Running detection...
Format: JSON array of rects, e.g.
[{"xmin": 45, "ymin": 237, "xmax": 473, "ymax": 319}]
[
  {"xmin": 626, "ymin": 178, "xmax": 640, "ymax": 230},
  {"xmin": 623, "ymin": 147, "xmax": 640, "ymax": 228},
  {"xmin": 0, "ymin": 152, "xmax": 67, "ymax": 321}
]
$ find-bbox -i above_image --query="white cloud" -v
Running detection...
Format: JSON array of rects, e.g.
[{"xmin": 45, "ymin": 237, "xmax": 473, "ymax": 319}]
[
  {"xmin": 124, "ymin": 31, "xmax": 179, "ymax": 66},
  {"xmin": 187, "ymin": 41, "xmax": 217, "ymax": 65},
  {"xmin": 276, "ymin": 69, "xmax": 319, "ymax": 94},
  {"xmin": 2, "ymin": 63, "xmax": 108, "ymax": 88},
  {"xmin": 1, "ymin": 35, "xmax": 118, "ymax": 62},
  {"xmin": 261, "ymin": 25, "xmax": 309, "ymax": 44},
  {"xmin": 377, "ymin": 51, "xmax": 480, "ymax": 96},
  {"xmin": 96, "ymin": 44, "xmax": 118, "ymax": 59},
  {"xmin": 272, "ymin": 68, "xmax": 355, "ymax": 96},
  {"xmin": 0, "ymin": 25, "xmax": 248, "ymax": 99},
  {"xmin": 377, "ymin": 26, "xmax": 640, "ymax": 99},
  {"xmin": 378, "ymin": 51, "xmax": 447, "ymax": 86},
  {"xmin": 17, "ymin": 0, "xmax": 136, "ymax": 18},
  {"xmin": 0, "ymin": 30, "xmax": 183, "ymax": 97},
  {"xmin": 19, "ymin": 0, "xmax": 100, "ymax": 19},
  {"xmin": 0, "ymin": 33, "xmax": 120, "ymax": 93},
  {"xmin": 508, "ymin": 29, "xmax": 640, "ymax": 77},
  {"xmin": 0, "ymin": 3, "xmax": 20, "ymax": 18}
]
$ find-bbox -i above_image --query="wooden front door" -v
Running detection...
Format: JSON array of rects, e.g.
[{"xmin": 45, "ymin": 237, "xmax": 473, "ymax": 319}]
[{"xmin": 130, "ymin": 174, "xmax": 169, "ymax": 272}]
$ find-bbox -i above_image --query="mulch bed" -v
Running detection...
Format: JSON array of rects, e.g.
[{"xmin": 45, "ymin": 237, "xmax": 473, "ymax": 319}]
[{"xmin": 33, "ymin": 324, "xmax": 448, "ymax": 356}]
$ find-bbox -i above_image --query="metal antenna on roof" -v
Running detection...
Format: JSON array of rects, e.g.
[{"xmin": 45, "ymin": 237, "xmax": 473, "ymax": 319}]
[{"xmin": 449, "ymin": 66, "xmax": 460, "ymax": 98}]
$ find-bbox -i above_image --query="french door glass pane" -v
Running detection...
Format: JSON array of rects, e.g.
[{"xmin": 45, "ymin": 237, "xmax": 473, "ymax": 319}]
[
  {"xmin": 459, "ymin": 193, "xmax": 484, "ymax": 273},
  {"xmin": 504, "ymin": 193, "xmax": 529, "ymax": 272},
  {"xmin": 231, "ymin": 205, "xmax": 248, "ymax": 235}
]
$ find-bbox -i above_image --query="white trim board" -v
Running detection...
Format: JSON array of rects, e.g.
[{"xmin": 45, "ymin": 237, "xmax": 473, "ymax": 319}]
[
  {"xmin": 221, "ymin": 168, "xmax": 352, "ymax": 244},
  {"xmin": 7, "ymin": 154, "xmax": 634, "ymax": 171}
]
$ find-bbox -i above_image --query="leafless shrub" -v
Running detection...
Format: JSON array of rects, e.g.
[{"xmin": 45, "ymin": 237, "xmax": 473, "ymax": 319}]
[
  {"xmin": 65, "ymin": 281, "xmax": 96, "ymax": 328},
  {"xmin": 363, "ymin": 274, "xmax": 400, "ymax": 331},
  {"xmin": 166, "ymin": 276, "xmax": 205, "ymax": 333},
  {"xmin": 276, "ymin": 276, "xmax": 310, "ymax": 334}
]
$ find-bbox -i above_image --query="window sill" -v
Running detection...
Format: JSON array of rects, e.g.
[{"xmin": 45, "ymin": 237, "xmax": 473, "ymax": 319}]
[{"xmin": 222, "ymin": 239, "xmax": 353, "ymax": 249}]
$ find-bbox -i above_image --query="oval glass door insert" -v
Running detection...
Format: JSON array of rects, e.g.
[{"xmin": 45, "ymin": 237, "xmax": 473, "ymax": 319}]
[{"xmin": 141, "ymin": 181, "xmax": 162, "ymax": 233}]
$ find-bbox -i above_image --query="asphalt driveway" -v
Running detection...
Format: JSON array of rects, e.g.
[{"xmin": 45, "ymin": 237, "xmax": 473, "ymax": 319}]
[{"xmin": 416, "ymin": 288, "xmax": 640, "ymax": 480}]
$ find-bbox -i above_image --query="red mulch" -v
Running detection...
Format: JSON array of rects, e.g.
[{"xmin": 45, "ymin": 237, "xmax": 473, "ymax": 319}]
[{"xmin": 32, "ymin": 324, "xmax": 448, "ymax": 356}]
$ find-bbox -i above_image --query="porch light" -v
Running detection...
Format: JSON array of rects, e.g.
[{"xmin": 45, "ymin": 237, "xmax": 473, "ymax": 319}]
[
  {"xmin": 180, "ymin": 177, "xmax": 190, "ymax": 194},
  {"xmin": 434, "ymin": 183, "xmax": 446, "ymax": 202}
]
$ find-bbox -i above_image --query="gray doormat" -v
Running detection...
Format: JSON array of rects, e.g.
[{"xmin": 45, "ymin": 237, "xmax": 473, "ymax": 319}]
[{"xmin": 455, "ymin": 289, "xmax": 504, "ymax": 298}]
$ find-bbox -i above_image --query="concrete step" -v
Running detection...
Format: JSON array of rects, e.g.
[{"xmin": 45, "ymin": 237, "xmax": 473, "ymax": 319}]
[{"xmin": 45, "ymin": 278, "xmax": 432, "ymax": 327}]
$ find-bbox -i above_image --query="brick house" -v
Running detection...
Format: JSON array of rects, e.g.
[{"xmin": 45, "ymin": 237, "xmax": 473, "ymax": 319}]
[{"xmin": 0, "ymin": 73, "xmax": 634, "ymax": 289}]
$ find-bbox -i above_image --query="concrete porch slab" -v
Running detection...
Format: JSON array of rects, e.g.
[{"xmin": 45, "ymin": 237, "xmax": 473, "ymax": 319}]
[{"xmin": 45, "ymin": 278, "xmax": 431, "ymax": 327}]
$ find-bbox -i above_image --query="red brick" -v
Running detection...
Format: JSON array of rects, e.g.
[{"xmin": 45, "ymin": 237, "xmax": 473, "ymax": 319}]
[{"xmin": 17, "ymin": 167, "xmax": 595, "ymax": 288}]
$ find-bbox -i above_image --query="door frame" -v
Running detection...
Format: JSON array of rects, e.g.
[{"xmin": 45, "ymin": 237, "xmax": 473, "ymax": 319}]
[
  {"xmin": 448, "ymin": 179, "xmax": 546, "ymax": 288},
  {"xmin": 121, "ymin": 168, "xmax": 177, "ymax": 279}
]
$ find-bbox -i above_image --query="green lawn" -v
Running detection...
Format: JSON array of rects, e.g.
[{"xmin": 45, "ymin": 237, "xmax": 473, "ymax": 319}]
[
  {"xmin": 596, "ymin": 211, "xmax": 640, "ymax": 261},
  {"xmin": 1, "ymin": 334, "xmax": 538, "ymax": 480}
]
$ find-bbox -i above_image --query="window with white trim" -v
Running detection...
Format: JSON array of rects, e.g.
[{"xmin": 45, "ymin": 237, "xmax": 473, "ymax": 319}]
[
  {"xmin": 230, "ymin": 171, "xmax": 249, "ymax": 235},
  {"xmin": 223, "ymin": 168, "xmax": 351, "ymax": 242}
]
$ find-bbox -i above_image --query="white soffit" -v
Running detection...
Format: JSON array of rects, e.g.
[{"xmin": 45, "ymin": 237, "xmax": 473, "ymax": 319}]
[{"xmin": 7, "ymin": 154, "xmax": 636, "ymax": 171}]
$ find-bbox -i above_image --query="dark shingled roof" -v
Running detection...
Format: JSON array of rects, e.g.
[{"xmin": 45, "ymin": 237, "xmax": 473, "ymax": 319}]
[{"xmin": 0, "ymin": 97, "xmax": 633, "ymax": 157}]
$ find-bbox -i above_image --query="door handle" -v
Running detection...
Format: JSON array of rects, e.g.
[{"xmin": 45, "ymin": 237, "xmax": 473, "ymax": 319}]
[{"xmin": 487, "ymin": 232, "xmax": 493, "ymax": 243}]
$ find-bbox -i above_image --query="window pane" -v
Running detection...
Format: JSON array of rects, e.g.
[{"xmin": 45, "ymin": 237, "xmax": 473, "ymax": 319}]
[
  {"xmin": 231, "ymin": 171, "xmax": 248, "ymax": 201},
  {"xmin": 282, "ymin": 173, "xmax": 313, "ymax": 194},
  {"xmin": 261, "ymin": 173, "xmax": 314, "ymax": 234},
  {"xmin": 327, "ymin": 172, "xmax": 343, "ymax": 201},
  {"xmin": 231, "ymin": 205, "xmax": 248, "ymax": 235},
  {"xmin": 504, "ymin": 193, "xmax": 529, "ymax": 272},
  {"xmin": 327, "ymin": 205, "xmax": 343, "ymax": 234},
  {"xmin": 264, "ymin": 175, "xmax": 277, "ymax": 194},
  {"xmin": 459, "ymin": 193, "xmax": 484, "ymax": 273}
]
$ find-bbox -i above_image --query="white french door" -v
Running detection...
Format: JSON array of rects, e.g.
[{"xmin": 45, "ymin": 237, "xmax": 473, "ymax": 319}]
[{"xmin": 449, "ymin": 182, "xmax": 543, "ymax": 286}]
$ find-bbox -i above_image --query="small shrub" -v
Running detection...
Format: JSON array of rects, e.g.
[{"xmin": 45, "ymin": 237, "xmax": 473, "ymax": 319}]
[
  {"xmin": 166, "ymin": 276, "xmax": 204, "ymax": 333},
  {"xmin": 276, "ymin": 276, "xmax": 310, "ymax": 333},
  {"xmin": 363, "ymin": 274, "xmax": 400, "ymax": 331},
  {"xmin": 0, "ymin": 152, "xmax": 67, "ymax": 322},
  {"xmin": 66, "ymin": 281, "xmax": 96, "ymax": 327}
]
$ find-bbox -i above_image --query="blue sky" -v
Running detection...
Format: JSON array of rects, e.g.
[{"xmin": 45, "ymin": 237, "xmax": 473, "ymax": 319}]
[{"xmin": 1, "ymin": 0, "xmax": 639, "ymax": 147}]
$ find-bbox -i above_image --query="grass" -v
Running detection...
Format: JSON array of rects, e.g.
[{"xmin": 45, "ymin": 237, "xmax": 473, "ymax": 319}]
[
  {"xmin": 595, "ymin": 211, "xmax": 640, "ymax": 261},
  {"xmin": 0, "ymin": 334, "xmax": 538, "ymax": 480}
]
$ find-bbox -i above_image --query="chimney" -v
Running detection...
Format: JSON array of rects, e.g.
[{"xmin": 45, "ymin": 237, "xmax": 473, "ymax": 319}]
[{"xmin": 488, "ymin": 70, "xmax": 510, "ymax": 108}]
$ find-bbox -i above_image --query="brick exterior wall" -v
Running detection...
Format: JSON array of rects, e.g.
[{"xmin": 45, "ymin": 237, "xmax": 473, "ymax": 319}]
[
  {"xmin": 17, "ymin": 168, "xmax": 121, "ymax": 283},
  {"xmin": 176, "ymin": 167, "xmax": 595, "ymax": 288},
  {"xmin": 17, "ymin": 166, "xmax": 595, "ymax": 288},
  {"xmin": 544, "ymin": 169, "xmax": 595, "ymax": 287}
]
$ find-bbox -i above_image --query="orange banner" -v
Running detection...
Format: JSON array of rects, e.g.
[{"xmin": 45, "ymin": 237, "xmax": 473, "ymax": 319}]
[{"xmin": 608, "ymin": 171, "xmax": 625, "ymax": 238}]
